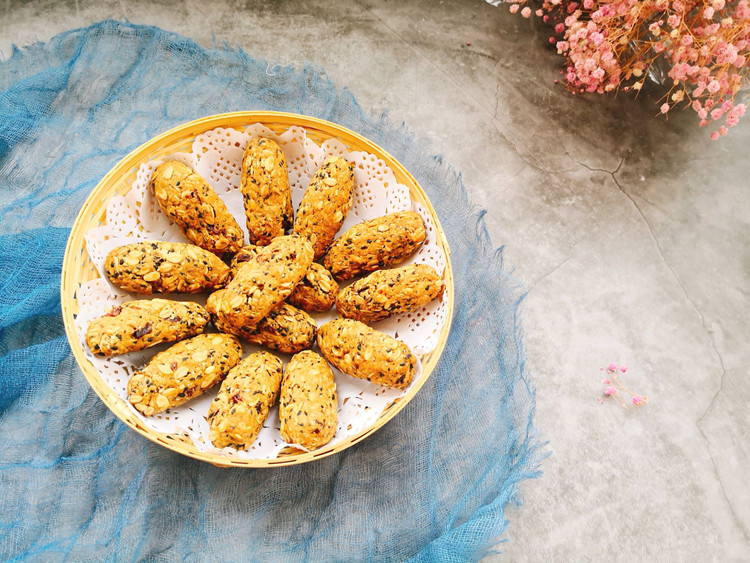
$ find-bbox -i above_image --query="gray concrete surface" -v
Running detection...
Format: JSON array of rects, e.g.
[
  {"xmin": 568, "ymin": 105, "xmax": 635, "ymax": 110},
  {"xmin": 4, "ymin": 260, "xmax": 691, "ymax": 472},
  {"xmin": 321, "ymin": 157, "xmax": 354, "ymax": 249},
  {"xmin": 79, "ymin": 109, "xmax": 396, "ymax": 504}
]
[{"xmin": 2, "ymin": 0, "xmax": 748, "ymax": 559}]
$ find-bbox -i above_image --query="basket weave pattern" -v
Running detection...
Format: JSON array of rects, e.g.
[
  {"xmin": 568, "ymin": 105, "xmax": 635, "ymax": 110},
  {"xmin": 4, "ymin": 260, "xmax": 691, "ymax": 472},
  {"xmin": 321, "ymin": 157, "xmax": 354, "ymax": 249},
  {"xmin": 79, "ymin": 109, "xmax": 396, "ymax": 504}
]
[{"xmin": 61, "ymin": 112, "xmax": 454, "ymax": 467}]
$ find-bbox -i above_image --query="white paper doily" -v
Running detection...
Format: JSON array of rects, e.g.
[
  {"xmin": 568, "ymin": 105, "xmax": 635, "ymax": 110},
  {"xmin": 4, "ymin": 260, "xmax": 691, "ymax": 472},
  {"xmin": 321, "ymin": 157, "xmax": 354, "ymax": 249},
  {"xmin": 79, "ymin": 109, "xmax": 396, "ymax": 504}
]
[{"xmin": 76, "ymin": 123, "xmax": 448, "ymax": 460}]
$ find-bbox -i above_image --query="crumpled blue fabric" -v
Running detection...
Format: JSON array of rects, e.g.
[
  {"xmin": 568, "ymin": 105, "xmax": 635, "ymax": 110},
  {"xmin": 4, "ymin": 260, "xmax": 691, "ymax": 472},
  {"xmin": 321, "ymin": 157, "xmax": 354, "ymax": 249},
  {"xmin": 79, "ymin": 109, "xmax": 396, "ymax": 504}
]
[{"xmin": 0, "ymin": 21, "xmax": 544, "ymax": 561}]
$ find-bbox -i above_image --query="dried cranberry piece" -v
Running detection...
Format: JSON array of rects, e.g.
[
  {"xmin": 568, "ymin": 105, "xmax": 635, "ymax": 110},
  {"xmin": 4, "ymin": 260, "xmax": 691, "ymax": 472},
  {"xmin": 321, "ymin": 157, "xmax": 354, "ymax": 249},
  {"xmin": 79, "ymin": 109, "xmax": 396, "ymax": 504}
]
[{"xmin": 133, "ymin": 323, "xmax": 152, "ymax": 338}]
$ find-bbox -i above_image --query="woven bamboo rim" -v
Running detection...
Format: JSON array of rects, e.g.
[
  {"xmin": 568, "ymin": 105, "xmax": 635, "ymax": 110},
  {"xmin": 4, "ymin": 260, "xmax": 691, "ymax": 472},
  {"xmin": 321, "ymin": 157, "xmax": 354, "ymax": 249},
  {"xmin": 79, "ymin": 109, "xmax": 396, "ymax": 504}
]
[{"xmin": 61, "ymin": 111, "xmax": 454, "ymax": 468}]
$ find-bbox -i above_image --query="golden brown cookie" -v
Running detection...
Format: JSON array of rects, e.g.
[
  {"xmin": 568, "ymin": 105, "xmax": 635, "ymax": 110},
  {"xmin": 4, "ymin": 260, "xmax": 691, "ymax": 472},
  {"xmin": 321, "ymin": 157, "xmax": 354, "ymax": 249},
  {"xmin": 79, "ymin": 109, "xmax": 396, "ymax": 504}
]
[
  {"xmin": 213, "ymin": 303, "xmax": 317, "ymax": 354},
  {"xmin": 230, "ymin": 248, "xmax": 337, "ymax": 313},
  {"xmin": 279, "ymin": 350, "xmax": 338, "ymax": 450},
  {"xmin": 127, "ymin": 333, "xmax": 242, "ymax": 416},
  {"xmin": 86, "ymin": 299, "xmax": 210, "ymax": 356},
  {"xmin": 317, "ymin": 319, "xmax": 415, "ymax": 389},
  {"xmin": 104, "ymin": 241, "xmax": 230, "ymax": 294},
  {"xmin": 287, "ymin": 263, "xmax": 338, "ymax": 313},
  {"xmin": 293, "ymin": 156, "xmax": 354, "ymax": 260},
  {"xmin": 228, "ymin": 244, "xmax": 261, "ymax": 279},
  {"xmin": 240, "ymin": 138, "xmax": 293, "ymax": 245},
  {"xmin": 206, "ymin": 234, "xmax": 313, "ymax": 330},
  {"xmin": 323, "ymin": 211, "xmax": 426, "ymax": 281},
  {"xmin": 208, "ymin": 351, "xmax": 283, "ymax": 450},
  {"xmin": 151, "ymin": 160, "xmax": 244, "ymax": 257},
  {"xmin": 335, "ymin": 263, "xmax": 444, "ymax": 323}
]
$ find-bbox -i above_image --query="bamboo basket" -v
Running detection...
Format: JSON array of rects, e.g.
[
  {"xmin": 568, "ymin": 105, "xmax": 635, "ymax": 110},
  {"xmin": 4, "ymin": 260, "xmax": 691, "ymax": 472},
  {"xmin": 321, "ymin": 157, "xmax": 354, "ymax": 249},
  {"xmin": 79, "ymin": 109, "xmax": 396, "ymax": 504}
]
[{"xmin": 61, "ymin": 112, "xmax": 454, "ymax": 467}]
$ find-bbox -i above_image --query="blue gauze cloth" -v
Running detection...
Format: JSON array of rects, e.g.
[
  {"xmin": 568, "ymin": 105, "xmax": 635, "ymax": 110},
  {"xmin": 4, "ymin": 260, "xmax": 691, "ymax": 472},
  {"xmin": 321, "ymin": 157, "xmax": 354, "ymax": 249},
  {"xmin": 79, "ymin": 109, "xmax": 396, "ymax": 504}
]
[{"xmin": 0, "ymin": 21, "xmax": 544, "ymax": 561}]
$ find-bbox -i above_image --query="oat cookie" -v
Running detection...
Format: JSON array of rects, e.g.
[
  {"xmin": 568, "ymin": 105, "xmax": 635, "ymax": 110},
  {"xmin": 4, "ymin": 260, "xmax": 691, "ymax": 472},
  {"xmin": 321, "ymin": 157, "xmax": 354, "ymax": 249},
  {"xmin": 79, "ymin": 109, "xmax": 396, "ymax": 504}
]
[
  {"xmin": 287, "ymin": 263, "xmax": 338, "ymax": 313},
  {"xmin": 323, "ymin": 211, "xmax": 426, "ymax": 281},
  {"xmin": 241, "ymin": 138, "xmax": 293, "ymax": 245},
  {"xmin": 335, "ymin": 263, "xmax": 444, "ymax": 323},
  {"xmin": 229, "ymin": 244, "xmax": 261, "ymax": 278},
  {"xmin": 293, "ymin": 156, "xmax": 354, "ymax": 260},
  {"xmin": 206, "ymin": 234, "xmax": 313, "ymax": 329},
  {"xmin": 317, "ymin": 318, "xmax": 416, "ymax": 389},
  {"xmin": 213, "ymin": 303, "xmax": 317, "ymax": 354},
  {"xmin": 279, "ymin": 350, "xmax": 338, "ymax": 450},
  {"xmin": 208, "ymin": 351, "xmax": 283, "ymax": 450},
  {"xmin": 151, "ymin": 160, "xmax": 244, "ymax": 257},
  {"xmin": 105, "ymin": 241, "xmax": 230, "ymax": 294},
  {"xmin": 230, "ymin": 248, "xmax": 337, "ymax": 313},
  {"xmin": 127, "ymin": 333, "xmax": 242, "ymax": 416},
  {"xmin": 86, "ymin": 299, "xmax": 210, "ymax": 356}
]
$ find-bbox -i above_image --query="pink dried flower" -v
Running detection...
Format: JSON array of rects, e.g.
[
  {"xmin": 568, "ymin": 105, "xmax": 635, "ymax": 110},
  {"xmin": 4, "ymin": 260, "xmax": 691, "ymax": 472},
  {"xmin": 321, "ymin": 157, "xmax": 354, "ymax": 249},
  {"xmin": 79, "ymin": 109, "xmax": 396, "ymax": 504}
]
[
  {"xmin": 705, "ymin": 23, "xmax": 720, "ymax": 35},
  {"xmin": 599, "ymin": 362, "xmax": 646, "ymax": 408},
  {"xmin": 632, "ymin": 396, "xmax": 645, "ymax": 406},
  {"xmin": 505, "ymin": 0, "xmax": 750, "ymax": 138}
]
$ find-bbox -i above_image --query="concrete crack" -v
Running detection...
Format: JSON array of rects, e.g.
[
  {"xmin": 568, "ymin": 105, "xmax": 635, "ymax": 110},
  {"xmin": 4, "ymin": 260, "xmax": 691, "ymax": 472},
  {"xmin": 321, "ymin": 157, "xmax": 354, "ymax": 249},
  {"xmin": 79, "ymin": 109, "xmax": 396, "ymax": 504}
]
[
  {"xmin": 490, "ymin": 71, "xmax": 545, "ymax": 172},
  {"xmin": 577, "ymin": 156, "xmax": 624, "ymax": 177},
  {"xmin": 493, "ymin": 65, "xmax": 501, "ymax": 124},
  {"xmin": 581, "ymin": 158, "xmax": 747, "ymax": 541},
  {"xmin": 697, "ymin": 411, "xmax": 750, "ymax": 541},
  {"xmin": 579, "ymin": 160, "xmax": 729, "ymax": 403},
  {"xmin": 490, "ymin": 77, "xmax": 578, "ymax": 176}
]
